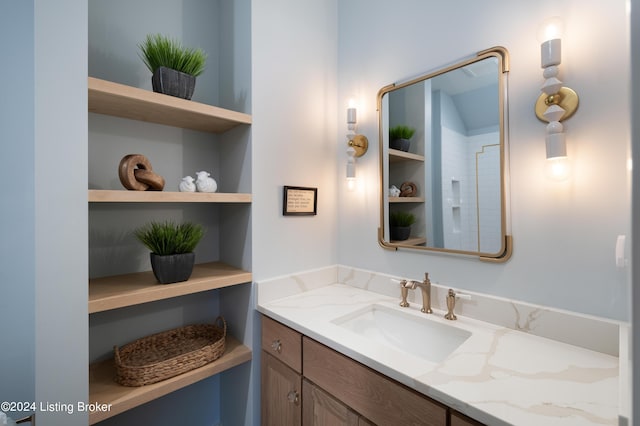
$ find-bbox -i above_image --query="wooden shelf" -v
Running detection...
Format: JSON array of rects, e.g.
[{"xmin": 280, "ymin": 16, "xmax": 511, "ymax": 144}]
[
  {"xmin": 389, "ymin": 196, "xmax": 425, "ymax": 203},
  {"xmin": 88, "ymin": 189, "xmax": 251, "ymax": 203},
  {"xmin": 88, "ymin": 336, "xmax": 252, "ymax": 424},
  {"xmin": 89, "ymin": 262, "xmax": 252, "ymax": 313},
  {"xmin": 389, "ymin": 149, "xmax": 425, "ymax": 163},
  {"xmin": 88, "ymin": 77, "xmax": 251, "ymax": 133}
]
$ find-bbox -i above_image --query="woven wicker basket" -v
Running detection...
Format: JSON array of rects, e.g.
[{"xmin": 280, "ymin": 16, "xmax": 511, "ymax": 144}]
[{"xmin": 114, "ymin": 317, "xmax": 226, "ymax": 387}]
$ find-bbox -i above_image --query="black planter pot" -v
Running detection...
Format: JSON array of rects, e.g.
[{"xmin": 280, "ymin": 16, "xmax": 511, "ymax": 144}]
[
  {"xmin": 390, "ymin": 226, "xmax": 411, "ymax": 241},
  {"xmin": 151, "ymin": 66, "xmax": 196, "ymax": 100},
  {"xmin": 390, "ymin": 138, "xmax": 411, "ymax": 152},
  {"xmin": 150, "ymin": 252, "xmax": 196, "ymax": 284}
]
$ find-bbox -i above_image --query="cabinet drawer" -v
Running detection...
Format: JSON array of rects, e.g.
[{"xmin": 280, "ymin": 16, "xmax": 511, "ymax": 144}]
[
  {"xmin": 261, "ymin": 316, "xmax": 302, "ymax": 373},
  {"xmin": 303, "ymin": 337, "xmax": 447, "ymax": 426}
]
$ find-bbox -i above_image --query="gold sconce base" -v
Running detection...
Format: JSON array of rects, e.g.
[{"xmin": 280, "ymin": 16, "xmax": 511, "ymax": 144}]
[
  {"xmin": 535, "ymin": 87, "xmax": 579, "ymax": 122},
  {"xmin": 348, "ymin": 134, "xmax": 369, "ymax": 157}
]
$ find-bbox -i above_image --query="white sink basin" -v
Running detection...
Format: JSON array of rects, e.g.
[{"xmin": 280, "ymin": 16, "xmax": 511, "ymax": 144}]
[{"xmin": 332, "ymin": 304, "xmax": 471, "ymax": 363}]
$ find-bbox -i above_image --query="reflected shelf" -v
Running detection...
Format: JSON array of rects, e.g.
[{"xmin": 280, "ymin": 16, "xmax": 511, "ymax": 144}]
[
  {"xmin": 390, "ymin": 237, "xmax": 427, "ymax": 246},
  {"xmin": 388, "ymin": 149, "xmax": 425, "ymax": 163},
  {"xmin": 389, "ymin": 196, "xmax": 425, "ymax": 203}
]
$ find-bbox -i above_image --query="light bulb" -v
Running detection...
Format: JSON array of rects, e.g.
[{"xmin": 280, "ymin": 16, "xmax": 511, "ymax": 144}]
[
  {"xmin": 537, "ymin": 17, "xmax": 564, "ymax": 42},
  {"xmin": 347, "ymin": 177, "xmax": 356, "ymax": 191},
  {"xmin": 546, "ymin": 156, "xmax": 570, "ymax": 181}
]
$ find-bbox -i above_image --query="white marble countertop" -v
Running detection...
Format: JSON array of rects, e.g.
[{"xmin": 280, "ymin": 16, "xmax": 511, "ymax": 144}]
[{"xmin": 257, "ymin": 283, "xmax": 619, "ymax": 426}]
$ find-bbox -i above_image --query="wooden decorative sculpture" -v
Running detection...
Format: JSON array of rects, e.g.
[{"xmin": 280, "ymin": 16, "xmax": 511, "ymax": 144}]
[
  {"xmin": 118, "ymin": 154, "xmax": 165, "ymax": 191},
  {"xmin": 400, "ymin": 181, "xmax": 417, "ymax": 197}
]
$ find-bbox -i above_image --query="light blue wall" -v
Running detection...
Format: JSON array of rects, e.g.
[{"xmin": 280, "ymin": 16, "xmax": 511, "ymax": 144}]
[
  {"xmin": 630, "ymin": 0, "xmax": 639, "ymax": 421},
  {"xmin": 251, "ymin": 0, "xmax": 338, "ymax": 422},
  {"xmin": 33, "ymin": 0, "xmax": 88, "ymax": 424},
  {"xmin": 0, "ymin": 1, "xmax": 36, "ymax": 418},
  {"xmin": 337, "ymin": 0, "xmax": 631, "ymax": 321},
  {"xmin": 1, "ymin": 2, "xmax": 89, "ymax": 425},
  {"xmin": 252, "ymin": 0, "xmax": 339, "ymax": 282}
]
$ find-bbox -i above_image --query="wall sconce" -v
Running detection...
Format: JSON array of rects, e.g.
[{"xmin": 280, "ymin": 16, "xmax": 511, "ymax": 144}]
[
  {"xmin": 535, "ymin": 18, "xmax": 579, "ymax": 180},
  {"xmin": 346, "ymin": 101, "xmax": 368, "ymax": 189}
]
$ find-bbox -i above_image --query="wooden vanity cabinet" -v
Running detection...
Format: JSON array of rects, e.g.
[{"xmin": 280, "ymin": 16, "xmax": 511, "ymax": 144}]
[
  {"xmin": 262, "ymin": 315, "xmax": 302, "ymax": 373},
  {"xmin": 260, "ymin": 316, "xmax": 484, "ymax": 426},
  {"xmin": 303, "ymin": 337, "xmax": 446, "ymax": 426},
  {"xmin": 261, "ymin": 316, "xmax": 303, "ymax": 425},
  {"xmin": 262, "ymin": 351, "xmax": 302, "ymax": 425},
  {"xmin": 302, "ymin": 379, "xmax": 361, "ymax": 425}
]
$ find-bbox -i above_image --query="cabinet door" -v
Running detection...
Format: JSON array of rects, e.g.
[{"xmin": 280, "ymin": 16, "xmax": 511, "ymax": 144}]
[
  {"xmin": 261, "ymin": 352, "xmax": 301, "ymax": 426},
  {"xmin": 303, "ymin": 379, "xmax": 359, "ymax": 426},
  {"xmin": 303, "ymin": 337, "xmax": 446, "ymax": 426}
]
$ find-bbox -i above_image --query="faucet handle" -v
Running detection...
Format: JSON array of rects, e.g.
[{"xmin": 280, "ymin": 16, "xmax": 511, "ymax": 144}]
[
  {"xmin": 444, "ymin": 289, "xmax": 457, "ymax": 320},
  {"xmin": 444, "ymin": 289, "xmax": 471, "ymax": 320},
  {"xmin": 398, "ymin": 280, "xmax": 410, "ymax": 307}
]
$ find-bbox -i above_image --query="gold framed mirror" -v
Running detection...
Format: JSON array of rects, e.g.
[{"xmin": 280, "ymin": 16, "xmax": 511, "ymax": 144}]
[{"xmin": 378, "ymin": 47, "xmax": 512, "ymax": 262}]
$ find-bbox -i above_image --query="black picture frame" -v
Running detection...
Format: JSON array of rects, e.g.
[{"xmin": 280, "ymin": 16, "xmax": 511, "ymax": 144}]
[{"xmin": 283, "ymin": 186, "xmax": 317, "ymax": 216}]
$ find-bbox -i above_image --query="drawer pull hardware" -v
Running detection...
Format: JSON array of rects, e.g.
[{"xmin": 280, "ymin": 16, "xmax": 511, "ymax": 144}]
[
  {"xmin": 287, "ymin": 390, "xmax": 300, "ymax": 405},
  {"xmin": 271, "ymin": 339, "xmax": 282, "ymax": 353}
]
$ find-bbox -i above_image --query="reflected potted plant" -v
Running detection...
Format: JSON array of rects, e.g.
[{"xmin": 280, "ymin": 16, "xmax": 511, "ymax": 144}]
[
  {"xmin": 138, "ymin": 33, "xmax": 207, "ymax": 100},
  {"xmin": 134, "ymin": 221, "xmax": 205, "ymax": 284},
  {"xmin": 389, "ymin": 125, "xmax": 416, "ymax": 152},
  {"xmin": 389, "ymin": 211, "xmax": 416, "ymax": 241}
]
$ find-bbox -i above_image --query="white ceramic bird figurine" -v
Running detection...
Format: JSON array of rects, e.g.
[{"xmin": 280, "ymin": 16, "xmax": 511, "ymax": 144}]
[
  {"xmin": 389, "ymin": 185, "xmax": 401, "ymax": 197},
  {"xmin": 195, "ymin": 171, "xmax": 218, "ymax": 193},
  {"xmin": 179, "ymin": 175, "xmax": 196, "ymax": 192}
]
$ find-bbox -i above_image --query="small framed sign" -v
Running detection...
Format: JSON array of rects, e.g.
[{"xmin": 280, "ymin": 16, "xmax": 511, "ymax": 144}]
[{"xmin": 283, "ymin": 186, "xmax": 317, "ymax": 216}]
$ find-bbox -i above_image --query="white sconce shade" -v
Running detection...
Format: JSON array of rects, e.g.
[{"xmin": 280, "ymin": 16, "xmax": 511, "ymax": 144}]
[
  {"xmin": 344, "ymin": 101, "xmax": 368, "ymax": 188},
  {"xmin": 347, "ymin": 108, "xmax": 356, "ymax": 122},
  {"xmin": 346, "ymin": 146, "xmax": 356, "ymax": 191},
  {"xmin": 346, "ymin": 146, "xmax": 356, "ymax": 178},
  {"xmin": 546, "ymin": 131, "xmax": 566, "ymax": 159},
  {"xmin": 540, "ymin": 38, "xmax": 561, "ymax": 68},
  {"xmin": 535, "ymin": 17, "xmax": 578, "ymax": 177}
]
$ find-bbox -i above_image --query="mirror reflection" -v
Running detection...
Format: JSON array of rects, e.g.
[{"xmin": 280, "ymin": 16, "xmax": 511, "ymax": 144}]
[{"xmin": 378, "ymin": 47, "xmax": 511, "ymax": 261}]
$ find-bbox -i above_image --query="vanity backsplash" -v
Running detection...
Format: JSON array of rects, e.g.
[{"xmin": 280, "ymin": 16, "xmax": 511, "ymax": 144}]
[{"xmin": 257, "ymin": 264, "xmax": 621, "ymax": 356}]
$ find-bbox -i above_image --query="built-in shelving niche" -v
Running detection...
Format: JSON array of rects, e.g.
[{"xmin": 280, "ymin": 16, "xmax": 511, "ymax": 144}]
[{"xmin": 87, "ymin": 77, "xmax": 252, "ymax": 424}]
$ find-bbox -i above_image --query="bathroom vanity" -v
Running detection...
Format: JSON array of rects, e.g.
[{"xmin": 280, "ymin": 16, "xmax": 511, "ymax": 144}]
[
  {"xmin": 261, "ymin": 315, "xmax": 481, "ymax": 425},
  {"xmin": 257, "ymin": 266, "xmax": 621, "ymax": 426}
]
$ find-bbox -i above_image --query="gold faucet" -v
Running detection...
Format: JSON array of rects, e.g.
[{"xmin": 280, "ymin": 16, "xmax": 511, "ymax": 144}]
[{"xmin": 398, "ymin": 273, "xmax": 432, "ymax": 313}]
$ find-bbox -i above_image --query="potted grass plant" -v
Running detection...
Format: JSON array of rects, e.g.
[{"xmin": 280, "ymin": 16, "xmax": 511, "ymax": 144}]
[
  {"xmin": 389, "ymin": 125, "xmax": 416, "ymax": 152},
  {"xmin": 134, "ymin": 221, "xmax": 205, "ymax": 284},
  {"xmin": 138, "ymin": 33, "xmax": 207, "ymax": 100},
  {"xmin": 389, "ymin": 210, "xmax": 416, "ymax": 241}
]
